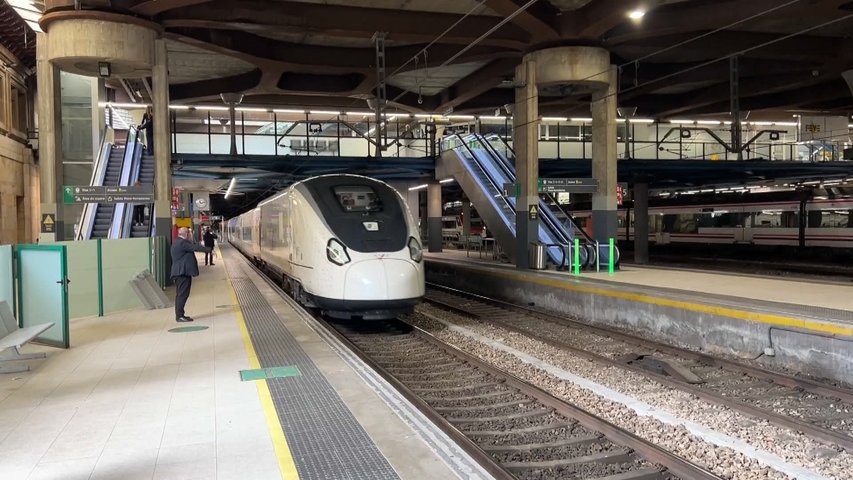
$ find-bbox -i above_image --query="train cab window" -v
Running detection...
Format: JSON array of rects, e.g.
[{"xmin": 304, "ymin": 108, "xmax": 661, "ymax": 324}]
[{"xmin": 333, "ymin": 186, "xmax": 382, "ymax": 213}]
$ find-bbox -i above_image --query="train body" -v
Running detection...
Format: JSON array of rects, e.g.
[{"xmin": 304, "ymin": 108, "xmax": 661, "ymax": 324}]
[
  {"xmin": 228, "ymin": 174, "xmax": 425, "ymax": 319},
  {"xmin": 571, "ymin": 196, "xmax": 853, "ymax": 248}
]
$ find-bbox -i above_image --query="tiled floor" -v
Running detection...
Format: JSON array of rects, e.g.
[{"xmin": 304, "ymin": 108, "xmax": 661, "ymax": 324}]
[{"xmin": 0, "ymin": 257, "xmax": 281, "ymax": 480}]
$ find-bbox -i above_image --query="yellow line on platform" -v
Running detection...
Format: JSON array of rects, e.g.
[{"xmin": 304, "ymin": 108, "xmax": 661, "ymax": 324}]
[
  {"xmin": 453, "ymin": 263, "xmax": 853, "ymax": 337},
  {"xmin": 223, "ymin": 251, "xmax": 300, "ymax": 480}
]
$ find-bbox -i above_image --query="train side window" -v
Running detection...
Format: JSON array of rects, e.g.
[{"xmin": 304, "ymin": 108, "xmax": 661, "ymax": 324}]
[{"xmin": 333, "ymin": 186, "xmax": 383, "ymax": 212}]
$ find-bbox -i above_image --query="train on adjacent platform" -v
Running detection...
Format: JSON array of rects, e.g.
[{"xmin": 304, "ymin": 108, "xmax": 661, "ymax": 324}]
[
  {"xmin": 227, "ymin": 174, "xmax": 425, "ymax": 320},
  {"xmin": 571, "ymin": 195, "xmax": 853, "ymax": 249}
]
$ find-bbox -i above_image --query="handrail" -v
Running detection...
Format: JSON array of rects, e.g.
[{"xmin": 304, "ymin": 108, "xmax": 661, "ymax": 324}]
[
  {"xmin": 109, "ymin": 127, "xmax": 140, "ymax": 238},
  {"xmin": 454, "ymin": 134, "xmax": 516, "ymax": 215},
  {"xmin": 76, "ymin": 125, "xmax": 115, "ymax": 240}
]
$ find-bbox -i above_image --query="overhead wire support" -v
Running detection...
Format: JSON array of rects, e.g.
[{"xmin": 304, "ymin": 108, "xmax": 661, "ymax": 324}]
[{"xmin": 372, "ymin": 31, "xmax": 387, "ymax": 158}]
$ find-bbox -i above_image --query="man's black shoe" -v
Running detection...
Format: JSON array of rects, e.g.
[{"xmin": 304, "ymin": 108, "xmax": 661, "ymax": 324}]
[
  {"xmin": 210, "ymin": 263, "xmax": 215, "ymax": 266},
  {"xmin": 176, "ymin": 316, "xmax": 193, "ymax": 322},
  {"xmin": 184, "ymin": 316, "xmax": 194, "ymax": 321}
]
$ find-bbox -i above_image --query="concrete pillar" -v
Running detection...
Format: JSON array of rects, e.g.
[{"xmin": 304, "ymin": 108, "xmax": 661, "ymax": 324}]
[
  {"xmin": 591, "ymin": 66, "xmax": 618, "ymax": 243},
  {"xmin": 513, "ymin": 60, "xmax": 539, "ymax": 269},
  {"xmin": 633, "ymin": 181, "xmax": 649, "ymax": 264},
  {"xmin": 91, "ymin": 77, "xmax": 106, "ymax": 161},
  {"xmin": 36, "ymin": 32, "xmax": 64, "ymax": 242},
  {"xmin": 461, "ymin": 198, "xmax": 471, "ymax": 238},
  {"xmin": 152, "ymin": 38, "xmax": 172, "ymax": 241},
  {"xmin": 427, "ymin": 181, "xmax": 442, "ymax": 253}
]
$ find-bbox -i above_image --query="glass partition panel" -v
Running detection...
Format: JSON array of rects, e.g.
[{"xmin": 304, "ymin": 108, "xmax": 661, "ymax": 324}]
[
  {"xmin": 16, "ymin": 245, "xmax": 70, "ymax": 348},
  {"xmin": 57, "ymin": 240, "xmax": 100, "ymax": 318},
  {"xmin": 101, "ymin": 238, "xmax": 150, "ymax": 314},
  {"xmin": 0, "ymin": 245, "xmax": 13, "ymax": 311}
]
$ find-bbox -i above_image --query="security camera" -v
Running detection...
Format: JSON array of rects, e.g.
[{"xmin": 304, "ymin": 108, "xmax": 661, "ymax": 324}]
[
  {"xmin": 417, "ymin": 95, "xmax": 423, "ymax": 105},
  {"xmin": 503, "ymin": 104, "xmax": 514, "ymax": 115}
]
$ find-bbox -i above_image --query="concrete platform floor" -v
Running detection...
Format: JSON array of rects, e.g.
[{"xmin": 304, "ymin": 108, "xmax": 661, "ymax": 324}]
[
  {"xmin": 427, "ymin": 249, "xmax": 853, "ymax": 313},
  {"xmin": 0, "ymin": 250, "xmax": 461, "ymax": 480}
]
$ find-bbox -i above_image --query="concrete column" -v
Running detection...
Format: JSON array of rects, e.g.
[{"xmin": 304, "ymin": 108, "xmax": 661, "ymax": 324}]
[
  {"xmin": 461, "ymin": 198, "xmax": 471, "ymax": 237},
  {"xmin": 633, "ymin": 181, "xmax": 649, "ymax": 264},
  {"xmin": 152, "ymin": 38, "xmax": 172, "ymax": 241},
  {"xmin": 36, "ymin": 32, "xmax": 64, "ymax": 242},
  {"xmin": 91, "ymin": 77, "xmax": 106, "ymax": 161},
  {"xmin": 0, "ymin": 194, "xmax": 15, "ymax": 244},
  {"xmin": 513, "ymin": 60, "xmax": 539, "ymax": 269},
  {"xmin": 591, "ymin": 65, "xmax": 618, "ymax": 243},
  {"xmin": 427, "ymin": 181, "xmax": 442, "ymax": 253}
]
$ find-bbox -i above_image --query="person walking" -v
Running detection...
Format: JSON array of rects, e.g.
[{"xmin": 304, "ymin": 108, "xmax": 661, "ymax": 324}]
[
  {"xmin": 171, "ymin": 227, "xmax": 211, "ymax": 322},
  {"xmin": 138, "ymin": 107, "xmax": 154, "ymax": 154},
  {"xmin": 203, "ymin": 226, "xmax": 217, "ymax": 266}
]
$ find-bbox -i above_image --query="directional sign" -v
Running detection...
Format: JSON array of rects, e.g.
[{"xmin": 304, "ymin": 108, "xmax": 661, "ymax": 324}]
[
  {"xmin": 41, "ymin": 213, "xmax": 56, "ymax": 233},
  {"xmin": 504, "ymin": 178, "xmax": 599, "ymax": 196},
  {"xmin": 63, "ymin": 185, "xmax": 154, "ymax": 204}
]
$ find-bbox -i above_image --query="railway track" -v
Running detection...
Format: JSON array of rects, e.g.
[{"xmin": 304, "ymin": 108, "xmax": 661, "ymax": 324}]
[
  {"xmin": 422, "ymin": 284, "xmax": 853, "ymax": 452},
  {"xmin": 325, "ymin": 318, "xmax": 719, "ymax": 480},
  {"xmin": 235, "ymin": 252, "xmax": 719, "ymax": 479}
]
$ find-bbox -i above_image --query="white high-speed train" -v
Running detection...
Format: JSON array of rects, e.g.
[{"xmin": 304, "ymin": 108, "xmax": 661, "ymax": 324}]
[{"xmin": 228, "ymin": 174, "xmax": 425, "ymax": 319}]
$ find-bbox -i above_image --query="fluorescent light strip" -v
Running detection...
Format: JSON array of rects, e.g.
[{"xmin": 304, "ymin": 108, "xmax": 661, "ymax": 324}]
[
  {"xmin": 570, "ymin": 117, "xmax": 592, "ymax": 122},
  {"xmin": 670, "ymin": 119, "xmax": 695, "ymax": 124},
  {"xmin": 235, "ymin": 107, "xmax": 269, "ymax": 112},
  {"xmin": 541, "ymin": 117, "xmax": 568, "ymax": 122},
  {"xmin": 105, "ymin": 102, "xmax": 149, "ymax": 109},
  {"xmin": 439, "ymin": 178, "xmax": 454, "ymax": 184},
  {"xmin": 630, "ymin": 118, "xmax": 654, "ymax": 123},
  {"xmin": 446, "ymin": 115, "xmax": 475, "ymax": 120},
  {"xmin": 309, "ymin": 110, "xmax": 342, "ymax": 115},
  {"xmin": 344, "ymin": 111, "xmax": 370, "ymax": 116},
  {"xmin": 697, "ymin": 120, "xmax": 721, "ymax": 125},
  {"xmin": 272, "ymin": 109, "xmax": 306, "ymax": 114},
  {"xmin": 224, "ymin": 178, "xmax": 237, "ymax": 199},
  {"xmin": 408, "ymin": 184, "xmax": 428, "ymax": 191}
]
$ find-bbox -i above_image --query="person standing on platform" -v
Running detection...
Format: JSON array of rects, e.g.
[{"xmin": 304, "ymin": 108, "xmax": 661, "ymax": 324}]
[
  {"xmin": 138, "ymin": 107, "xmax": 154, "ymax": 154},
  {"xmin": 171, "ymin": 227, "xmax": 211, "ymax": 323},
  {"xmin": 203, "ymin": 226, "xmax": 217, "ymax": 266}
]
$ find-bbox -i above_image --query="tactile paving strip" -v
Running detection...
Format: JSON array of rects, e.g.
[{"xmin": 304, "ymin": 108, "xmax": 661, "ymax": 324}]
[{"xmin": 224, "ymin": 250, "xmax": 400, "ymax": 480}]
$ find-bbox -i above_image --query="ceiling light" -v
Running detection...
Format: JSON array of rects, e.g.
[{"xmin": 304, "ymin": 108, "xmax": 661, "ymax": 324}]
[
  {"xmin": 570, "ymin": 117, "xmax": 593, "ymax": 122},
  {"xmin": 439, "ymin": 178, "xmax": 454, "ymax": 184},
  {"xmin": 629, "ymin": 118, "xmax": 654, "ymax": 123},
  {"xmin": 309, "ymin": 110, "xmax": 342, "ymax": 115},
  {"xmin": 541, "ymin": 117, "xmax": 568, "ymax": 122},
  {"xmin": 97, "ymin": 62, "xmax": 111, "ymax": 78},
  {"xmin": 670, "ymin": 119, "xmax": 695, "ymax": 124},
  {"xmin": 224, "ymin": 178, "xmax": 237, "ymax": 199},
  {"xmin": 628, "ymin": 9, "xmax": 645, "ymax": 20},
  {"xmin": 408, "ymin": 184, "xmax": 428, "ymax": 191}
]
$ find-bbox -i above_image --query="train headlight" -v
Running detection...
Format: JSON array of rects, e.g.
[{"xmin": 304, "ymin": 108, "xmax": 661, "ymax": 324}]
[
  {"xmin": 326, "ymin": 238, "xmax": 351, "ymax": 266},
  {"xmin": 408, "ymin": 237, "xmax": 423, "ymax": 263}
]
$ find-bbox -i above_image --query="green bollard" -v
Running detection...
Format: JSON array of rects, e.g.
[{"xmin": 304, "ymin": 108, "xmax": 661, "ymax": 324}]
[
  {"xmin": 609, "ymin": 238, "xmax": 615, "ymax": 276},
  {"xmin": 574, "ymin": 238, "xmax": 580, "ymax": 276}
]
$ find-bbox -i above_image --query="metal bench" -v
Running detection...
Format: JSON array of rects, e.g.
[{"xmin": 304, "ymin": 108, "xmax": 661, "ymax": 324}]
[{"xmin": 0, "ymin": 301, "xmax": 54, "ymax": 374}]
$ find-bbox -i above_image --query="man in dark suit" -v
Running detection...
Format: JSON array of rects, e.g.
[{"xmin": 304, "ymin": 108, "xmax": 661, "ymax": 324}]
[
  {"xmin": 202, "ymin": 227, "xmax": 217, "ymax": 266},
  {"xmin": 171, "ymin": 227, "xmax": 211, "ymax": 322}
]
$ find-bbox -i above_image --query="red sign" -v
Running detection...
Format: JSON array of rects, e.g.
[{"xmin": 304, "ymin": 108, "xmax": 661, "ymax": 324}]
[{"xmin": 616, "ymin": 185, "xmax": 624, "ymax": 206}]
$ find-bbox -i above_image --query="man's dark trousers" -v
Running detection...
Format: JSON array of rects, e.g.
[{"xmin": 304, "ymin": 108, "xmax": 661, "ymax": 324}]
[{"xmin": 174, "ymin": 275, "xmax": 192, "ymax": 319}]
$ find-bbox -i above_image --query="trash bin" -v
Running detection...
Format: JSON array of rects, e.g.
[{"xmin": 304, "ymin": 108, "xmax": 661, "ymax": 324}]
[{"xmin": 528, "ymin": 242, "xmax": 547, "ymax": 270}]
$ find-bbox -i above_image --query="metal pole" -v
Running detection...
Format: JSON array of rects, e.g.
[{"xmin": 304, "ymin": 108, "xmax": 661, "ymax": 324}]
[
  {"xmin": 595, "ymin": 240, "xmax": 600, "ymax": 272},
  {"xmin": 240, "ymin": 111, "xmax": 245, "ymax": 155},
  {"xmin": 228, "ymin": 103, "xmax": 237, "ymax": 155},
  {"xmin": 305, "ymin": 113, "xmax": 310, "ymax": 157},
  {"xmin": 274, "ymin": 111, "xmax": 278, "ymax": 156},
  {"xmin": 336, "ymin": 116, "xmax": 341, "ymax": 157},
  {"xmin": 207, "ymin": 110, "xmax": 211, "ymax": 154},
  {"xmin": 730, "ymin": 56, "xmax": 743, "ymax": 161}
]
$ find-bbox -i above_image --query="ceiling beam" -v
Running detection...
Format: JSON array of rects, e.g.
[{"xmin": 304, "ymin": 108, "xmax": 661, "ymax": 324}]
[
  {"xmin": 131, "ymin": 0, "xmax": 213, "ymax": 16},
  {"xmin": 564, "ymin": 0, "xmax": 630, "ymax": 39},
  {"xmin": 168, "ymin": 28, "xmax": 515, "ymax": 73},
  {"xmin": 483, "ymin": 0, "xmax": 560, "ymax": 42},
  {"xmin": 160, "ymin": 0, "xmax": 530, "ymax": 49},
  {"xmin": 170, "ymin": 69, "xmax": 261, "ymax": 101},
  {"xmin": 435, "ymin": 58, "xmax": 519, "ymax": 113}
]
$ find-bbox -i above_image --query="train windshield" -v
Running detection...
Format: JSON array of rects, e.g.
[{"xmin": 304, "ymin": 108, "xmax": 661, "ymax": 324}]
[{"xmin": 333, "ymin": 186, "xmax": 382, "ymax": 213}]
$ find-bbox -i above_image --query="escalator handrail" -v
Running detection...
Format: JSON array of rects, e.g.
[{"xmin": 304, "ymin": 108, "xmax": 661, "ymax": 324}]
[
  {"xmin": 482, "ymin": 133, "xmax": 597, "ymax": 245},
  {"xmin": 76, "ymin": 125, "xmax": 115, "ymax": 240},
  {"xmin": 110, "ymin": 127, "xmax": 141, "ymax": 238},
  {"xmin": 451, "ymin": 134, "xmax": 517, "ymax": 229}
]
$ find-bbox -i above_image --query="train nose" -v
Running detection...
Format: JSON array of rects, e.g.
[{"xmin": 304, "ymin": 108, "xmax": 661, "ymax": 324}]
[{"xmin": 343, "ymin": 259, "xmax": 421, "ymax": 300}]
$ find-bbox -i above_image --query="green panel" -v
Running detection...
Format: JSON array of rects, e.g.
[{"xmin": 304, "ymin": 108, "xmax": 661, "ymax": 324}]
[
  {"xmin": 100, "ymin": 238, "xmax": 151, "ymax": 314},
  {"xmin": 239, "ymin": 365, "xmax": 301, "ymax": 382},
  {"xmin": 16, "ymin": 245, "xmax": 69, "ymax": 348},
  {"xmin": 56, "ymin": 240, "xmax": 100, "ymax": 318},
  {"xmin": 0, "ymin": 245, "xmax": 13, "ymax": 312}
]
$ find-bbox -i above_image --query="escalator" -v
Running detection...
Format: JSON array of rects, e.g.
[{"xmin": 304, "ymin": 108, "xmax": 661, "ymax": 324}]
[
  {"xmin": 77, "ymin": 127, "xmax": 147, "ymax": 240},
  {"xmin": 439, "ymin": 134, "xmax": 617, "ymax": 267},
  {"xmin": 89, "ymin": 145, "xmax": 125, "ymax": 239},
  {"xmin": 129, "ymin": 153, "xmax": 155, "ymax": 238}
]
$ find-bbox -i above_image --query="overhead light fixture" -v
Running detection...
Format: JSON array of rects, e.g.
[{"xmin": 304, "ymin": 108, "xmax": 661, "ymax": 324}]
[
  {"xmin": 628, "ymin": 9, "xmax": 646, "ymax": 20},
  {"xmin": 629, "ymin": 118, "xmax": 654, "ymax": 123},
  {"xmin": 570, "ymin": 117, "xmax": 593, "ymax": 122},
  {"xmin": 224, "ymin": 178, "xmax": 237, "ymax": 199},
  {"xmin": 408, "ymin": 184, "xmax": 428, "ymax": 191},
  {"xmin": 439, "ymin": 178, "xmax": 454, "ymax": 184},
  {"xmin": 98, "ymin": 62, "xmax": 111, "ymax": 78}
]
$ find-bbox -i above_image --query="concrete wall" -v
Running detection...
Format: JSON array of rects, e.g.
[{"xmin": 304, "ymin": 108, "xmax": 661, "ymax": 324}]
[
  {"xmin": 425, "ymin": 259, "xmax": 853, "ymax": 384},
  {"xmin": 0, "ymin": 134, "xmax": 38, "ymax": 245}
]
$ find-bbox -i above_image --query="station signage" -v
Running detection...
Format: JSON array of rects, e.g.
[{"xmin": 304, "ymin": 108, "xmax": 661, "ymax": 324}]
[
  {"xmin": 503, "ymin": 178, "xmax": 599, "ymax": 196},
  {"xmin": 63, "ymin": 185, "xmax": 154, "ymax": 204}
]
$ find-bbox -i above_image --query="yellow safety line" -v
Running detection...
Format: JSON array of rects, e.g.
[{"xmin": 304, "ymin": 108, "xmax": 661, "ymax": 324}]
[
  {"xmin": 223, "ymin": 250, "xmax": 300, "ymax": 480},
  {"xmin": 447, "ymin": 262, "xmax": 853, "ymax": 337}
]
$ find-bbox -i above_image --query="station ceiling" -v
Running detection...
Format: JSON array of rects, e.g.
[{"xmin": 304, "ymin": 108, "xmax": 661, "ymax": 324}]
[{"xmin": 40, "ymin": 0, "xmax": 853, "ymax": 119}]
